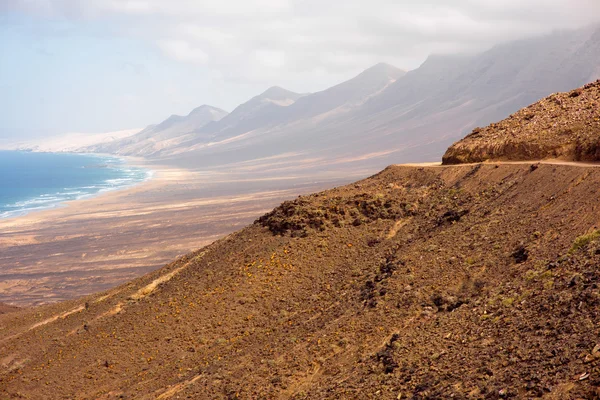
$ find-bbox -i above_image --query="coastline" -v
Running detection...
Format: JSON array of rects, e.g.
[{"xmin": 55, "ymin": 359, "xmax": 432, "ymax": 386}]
[
  {"xmin": 0, "ymin": 158, "xmax": 338, "ymax": 307},
  {"xmin": 0, "ymin": 151, "xmax": 152, "ymax": 220},
  {"xmin": 0, "ymin": 161, "xmax": 185, "ymax": 230}
]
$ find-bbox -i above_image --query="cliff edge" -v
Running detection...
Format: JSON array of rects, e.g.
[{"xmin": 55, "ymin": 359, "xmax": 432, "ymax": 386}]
[{"xmin": 443, "ymin": 80, "xmax": 600, "ymax": 164}]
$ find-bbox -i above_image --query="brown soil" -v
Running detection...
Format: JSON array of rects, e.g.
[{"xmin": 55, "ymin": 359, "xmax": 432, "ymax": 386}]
[
  {"xmin": 0, "ymin": 167, "xmax": 340, "ymax": 307},
  {"xmin": 3, "ymin": 162, "xmax": 600, "ymax": 399},
  {"xmin": 0, "ymin": 303, "xmax": 18, "ymax": 315},
  {"xmin": 443, "ymin": 80, "xmax": 600, "ymax": 164}
]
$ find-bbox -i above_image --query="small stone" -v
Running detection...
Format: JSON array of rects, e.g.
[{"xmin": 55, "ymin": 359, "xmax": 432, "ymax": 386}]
[
  {"xmin": 499, "ymin": 388, "xmax": 507, "ymax": 398},
  {"xmin": 584, "ymin": 354, "xmax": 595, "ymax": 364}
]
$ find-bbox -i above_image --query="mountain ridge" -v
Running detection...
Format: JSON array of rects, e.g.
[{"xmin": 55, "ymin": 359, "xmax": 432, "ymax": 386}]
[
  {"xmin": 443, "ymin": 79, "xmax": 600, "ymax": 164},
  {"xmin": 150, "ymin": 63, "xmax": 405, "ymax": 156},
  {"xmin": 156, "ymin": 24, "xmax": 600, "ymax": 173},
  {"xmin": 83, "ymin": 104, "xmax": 228, "ymax": 156},
  {"xmin": 3, "ymin": 78, "xmax": 600, "ymax": 399},
  {"xmin": 77, "ymin": 25, "xmax": 600, "ymax": 169}
]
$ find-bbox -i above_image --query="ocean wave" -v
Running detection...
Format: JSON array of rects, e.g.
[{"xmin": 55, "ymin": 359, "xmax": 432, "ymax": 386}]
[{"xmin": 0, "ymin": 154, "xmax": 152, "ymax": 219}]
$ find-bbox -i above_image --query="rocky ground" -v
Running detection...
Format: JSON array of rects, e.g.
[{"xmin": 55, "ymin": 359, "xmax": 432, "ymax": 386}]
[
  {"xmin": 443, "ymin": 80, "xmax": 600, "ymax": 164},
  {"xmin": 3, "ymin": 162, "xmax": 600, "ymax": 399},
  {"xmin": 3, "ymin": 80, "xmax": 600, "ymax": 399},
  {"xmin": 0, "ymin": 303, "xmax": 18, "ymax": 315}
]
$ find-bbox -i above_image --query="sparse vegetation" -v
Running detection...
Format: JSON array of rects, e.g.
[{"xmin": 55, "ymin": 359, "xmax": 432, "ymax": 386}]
[
  {"xmin": 7, "ymin": 115, "xmax": 600, "ymax": 398},
  {"xmin": 570, "ymin": 230, "xmax": 600, "ymax": 254},
  {"xmin": 443, "ymin": 80, "xmax": 600, "ymax": 164}
]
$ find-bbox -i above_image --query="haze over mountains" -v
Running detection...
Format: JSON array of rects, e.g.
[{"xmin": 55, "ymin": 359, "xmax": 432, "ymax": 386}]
[
  {"xmin": 83, "ymin": 105, "xmax": 228, "ymax": 156},
  {"xmin": 80, "ymin": 24, "xmax": 600, "ymax": 173}
]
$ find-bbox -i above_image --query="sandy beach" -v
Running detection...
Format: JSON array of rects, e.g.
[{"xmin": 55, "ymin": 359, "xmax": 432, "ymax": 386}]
[{"xmin": 0, "ymin": 160, "xmax": 347, "ymax": 307}]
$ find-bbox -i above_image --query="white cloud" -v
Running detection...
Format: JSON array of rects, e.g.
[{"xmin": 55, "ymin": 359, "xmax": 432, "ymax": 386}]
[
  {"xmin": 3, "ymin": 0, "xmax": 600, "ymax": 86},
  {"xmin": 156, "ymin": 39, "xmax": 209, "ymax": 65},
  {"xmin": 254, "ymin": 50, "xmax": 286, "ymax": 69}
]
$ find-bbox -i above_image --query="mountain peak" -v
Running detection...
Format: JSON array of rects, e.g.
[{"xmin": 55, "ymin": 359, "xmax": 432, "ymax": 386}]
[
  {"xmin": 260, "ymin": 86, "xmax": 303, "ymax": 101},
  {"xmin": 189, "ymin": 104, "xmax": 213, "ymax": 112},
  {"xmin": 358, "ymin": 62, "xmax": 406, "ymax": 80},
  {"xmin": 419, "ymin": 53, "xmax": 473, "ymax": 70},
  {"xmin": 188, "ymin": 105, "xmax": 228, "ymax": 118}
]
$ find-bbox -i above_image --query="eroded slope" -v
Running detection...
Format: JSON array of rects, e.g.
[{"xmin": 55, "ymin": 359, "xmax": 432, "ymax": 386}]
[
  {"xmin": 443, "ymin": 80, "xmax": 600, "ymax": 164},
  {"xmin": 2, "ymin": 163, "xmax": 600, "ymax": 399}
]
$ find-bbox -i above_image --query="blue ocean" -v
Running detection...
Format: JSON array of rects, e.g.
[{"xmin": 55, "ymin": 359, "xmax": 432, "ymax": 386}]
[{"xmin": 0, "ymin": 151, "xmax": 151, "ymax": 218}]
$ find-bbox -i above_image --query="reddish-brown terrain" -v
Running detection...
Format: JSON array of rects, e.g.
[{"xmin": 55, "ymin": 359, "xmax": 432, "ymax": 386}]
[
  {"xmin": 2, "ymin": 82, "xmax": 600, "ymax": 399},
  {"xmin": 443, "ymin": 80, "xmax": 600, "ymax": 164},
  {"xmin": 0, "ymin": 165, "xmax": 344, "ymax": 307},
  {"xmin": 0, "ymin": 303, "xmax": 18, "ymax": 315}
]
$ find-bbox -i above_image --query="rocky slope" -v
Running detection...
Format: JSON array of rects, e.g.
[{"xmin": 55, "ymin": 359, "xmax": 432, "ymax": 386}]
[
  {"xmin": 0, "ymin": 303, "xmax": 18, "ymax": 315},
  {"xmin": 3, "ymin": 161, "xmax": 600, "ymax": 399},
  {"xmin": 443, "ymin": 80, "xmax": 600, "ymax": 164},
  {"xmin": 4, "ymin": 38, "xmax": 600, "ymax": 399}
]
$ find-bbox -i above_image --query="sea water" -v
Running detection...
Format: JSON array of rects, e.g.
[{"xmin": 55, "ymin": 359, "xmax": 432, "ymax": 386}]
[{"xmin": 0, "ymin": 151, "xmax": 151, "ymax": 219}]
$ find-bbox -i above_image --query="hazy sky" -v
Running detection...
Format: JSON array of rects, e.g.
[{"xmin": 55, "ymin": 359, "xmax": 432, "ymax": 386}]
[{"xmin": 1, "ymin": 0, "xmax": 599, "ymax": 141}]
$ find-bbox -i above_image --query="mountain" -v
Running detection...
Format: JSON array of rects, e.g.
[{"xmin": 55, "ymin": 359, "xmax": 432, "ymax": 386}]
[
  {"xmin": 314, "ymin": 23, "xmax": 600, "ymax": 167},
  {"xmin": 163, "ymin": 86, "xmax": 308, "ymax": 153},
  {"xmin": 356, "ymin": 24, "xmax": 600, "ymax": 136},
  {"xmin": 84, "ymin": 105, "xmax": 228, "ymax": 156},
  {"xmin": 278, "ymin": 62, "xmax": 406, "ymax": 120},
  {"xmin": 443, "ymin": 80, "xmax": 600, "ymax": 164},
  {"xmin": 226, "ymin": 86, "xmax": 305, "ymax": 120},
  {"xmin": 131, "ymin": 25, "xmax": 598, "ymax": 174},
  {"xmin": 146, "ymin": 63, "xmax": 405, "ymax": 169},
  {"xmin": 161, "ymin": 63, "xmax": 405, "ymax": 157},
  {"xmin": 77, "ymin": 25, "xmax": 600, "ymax": 171},
  {"xmin": 88, "ymin": 64, "xmax": 404, "ymax": 159},
  {"xmin": 4, "ymin": 81, "xmax": 600, "ymax": 398}
]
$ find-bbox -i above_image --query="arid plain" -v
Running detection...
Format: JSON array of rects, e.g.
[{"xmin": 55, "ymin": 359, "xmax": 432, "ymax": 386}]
[{"xmin": 0, "ymin": 161, "xmax": 356, "ymax": 307}]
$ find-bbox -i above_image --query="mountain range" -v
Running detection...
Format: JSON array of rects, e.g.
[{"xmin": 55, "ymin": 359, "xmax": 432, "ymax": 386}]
[
  {"xmin": 81, "ymin": 25, "xmax": 600, "ymax": 174},
  {"xmin": 5, "ymin": 79, "xmax": 600, "ymax": 398},
  {"xmin": 83, "ymin": 105, "xmax": 228, "ymax": 156}
]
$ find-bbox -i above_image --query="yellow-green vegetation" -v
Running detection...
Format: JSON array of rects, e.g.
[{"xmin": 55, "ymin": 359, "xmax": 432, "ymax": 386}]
[
  {"xmin": 501, "ymin": 297, "xmax": 515, "ymax": 307},
  {"xmin": 525, "ymin": 264, "xmax": 554, "ymax": 282},
  {"xmin": 570, "ymin": 230, "xmax": 600, "ymax": 254}
]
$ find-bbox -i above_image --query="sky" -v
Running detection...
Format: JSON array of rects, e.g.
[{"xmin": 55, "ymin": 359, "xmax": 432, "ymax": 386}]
[{"xmin": 1, "ymin": 0, "xmax": 599, "ymax": 142}]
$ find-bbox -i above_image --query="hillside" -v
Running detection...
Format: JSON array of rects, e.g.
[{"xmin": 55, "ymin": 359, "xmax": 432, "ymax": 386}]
[
  {"xmin": 80, "ymin": 63, "xmax": 404, "ymax": 160},
  {"xmin": 74, "ymin": 25, "xmax": 600, "ymax": 175},
  {"xmin": 84, "ymin": 105, "xmax": 228, "ymax": 156},
  {"xmin": 153, "ymin": 25, "xmax": 600, "ymax": 174},
  {"xmin": 4, "ymin": 50, "xmax": 600, "ymax": 400},
  {"xmin": 168, "ymin": 86, "xmax": 310, "ymax": 152},
  {"xmin": 0, "ymin": 303, "xmax": 18, "ymax": 315},
  {"xmin": 443, "ymin": 80, "xmax": 600, "ymax": 164},
  {"xmin": 3, "ymin": 161, "xmax": 600, "ymax": 398}
]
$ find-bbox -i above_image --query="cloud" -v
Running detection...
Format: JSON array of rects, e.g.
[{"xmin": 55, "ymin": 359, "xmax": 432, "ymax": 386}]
[
  {"xmin": 156, "ymin": 39, "xmax": 209, "ymax": 65},
  {"xmin": 3, "ymin": 0, "xmax": 600, "ymax": 87}
]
